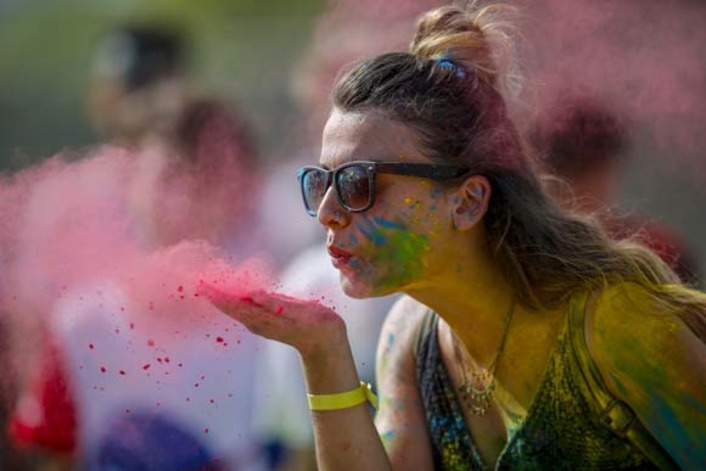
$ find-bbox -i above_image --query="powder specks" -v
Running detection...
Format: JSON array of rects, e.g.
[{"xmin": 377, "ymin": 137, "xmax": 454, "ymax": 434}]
[
  {"xmin": 379, "ymin": 333, "xmax": 395, "ymax": 371},
  {"xmin": 403, "ymin": 197, "xmax": 420, "ymax": 210},
  {"xmin": 381, "ymin": 430, "xmax": 395, "ymax": 449}
]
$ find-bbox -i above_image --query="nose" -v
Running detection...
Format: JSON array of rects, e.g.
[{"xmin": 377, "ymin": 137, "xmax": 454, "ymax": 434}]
[{"xmin": 317, "ymin": 185, "xmax": 350, "ymax": 228}]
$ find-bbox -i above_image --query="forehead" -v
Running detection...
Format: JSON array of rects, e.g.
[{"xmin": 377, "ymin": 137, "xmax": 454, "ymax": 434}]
[{"xmin": 319, "ymin": 108, "xmax": 429, "ymax": 168}]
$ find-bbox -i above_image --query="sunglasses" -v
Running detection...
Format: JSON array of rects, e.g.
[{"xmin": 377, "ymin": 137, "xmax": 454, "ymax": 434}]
[{"xmin": 297, "ymin": 160, "xmax": 470, "ymax": 217}]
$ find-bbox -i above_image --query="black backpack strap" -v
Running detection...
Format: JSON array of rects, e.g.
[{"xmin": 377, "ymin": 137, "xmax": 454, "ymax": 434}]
[{"xmin": 567, "ymin": 290, "xmax": 679, "ymax": 471}]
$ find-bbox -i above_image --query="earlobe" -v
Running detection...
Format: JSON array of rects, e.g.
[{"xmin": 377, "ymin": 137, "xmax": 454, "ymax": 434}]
[{"xmin": 452, "ymin": 199, "xmax": 481, "ymax": 231}]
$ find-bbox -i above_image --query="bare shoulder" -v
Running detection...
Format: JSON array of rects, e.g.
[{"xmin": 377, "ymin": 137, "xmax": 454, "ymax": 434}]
[
  {"xmin": 376, "ymin": 295, "xmax": 432, "ymax": 385},
  {"xmin": 587, "ymin": 281, "xmax": 706, "ymax": 468},
  {"xmin": 587, "ymin": 281, "xmax": 704, "ymax": 378},
  {"xmin": 380, "ymin": 295, "xmax": 432, "ymax": 349},
  {"xmin": 375, "ymin": 295, "xmax": 434, "ymax": 470},
  {"xmin": 588, "ymin": 282, "xmax": 696, "ymax": 358}
]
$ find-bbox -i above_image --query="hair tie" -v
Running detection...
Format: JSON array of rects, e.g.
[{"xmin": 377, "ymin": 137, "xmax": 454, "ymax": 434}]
[{"xmin": 435, "ymin": 58, "xmax": 466, "ymax": 79}]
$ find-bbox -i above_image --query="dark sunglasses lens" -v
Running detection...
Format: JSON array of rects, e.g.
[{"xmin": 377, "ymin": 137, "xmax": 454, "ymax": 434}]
[
  {"xmin": 301, "ymin": 169, "xmax": 328, "ymax": 214},
  {"xmin": 336, "ymin": 165, "xmax": 371, "ymax": 211}
]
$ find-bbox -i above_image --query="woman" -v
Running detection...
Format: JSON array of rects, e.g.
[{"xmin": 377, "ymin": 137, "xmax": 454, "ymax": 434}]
[{"xmin": 206, "ymin": 4, "xmax": 706, "ymax": 470}]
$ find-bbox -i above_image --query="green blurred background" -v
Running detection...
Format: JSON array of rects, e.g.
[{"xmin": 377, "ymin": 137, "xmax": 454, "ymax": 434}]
[{"xmin": 0, "ymin": 0, "xmax": 325, "ymax": 170}]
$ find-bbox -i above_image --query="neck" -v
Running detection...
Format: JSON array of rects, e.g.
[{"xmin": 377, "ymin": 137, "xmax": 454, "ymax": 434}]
[{"xmin": 405, "ymin": 238, "xmax": 517, "ymax": 364}]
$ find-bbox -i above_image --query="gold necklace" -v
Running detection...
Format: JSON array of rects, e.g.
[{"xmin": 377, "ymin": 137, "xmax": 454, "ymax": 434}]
[{"xmin": 454, "ymin": 298, "xmax": 516, "ymax": 416}]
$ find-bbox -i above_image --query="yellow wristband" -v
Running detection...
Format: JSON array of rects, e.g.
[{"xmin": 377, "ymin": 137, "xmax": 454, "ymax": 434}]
[{"xmin": 307, "ymin": 381, "xmax": 379, "ymax": 411}]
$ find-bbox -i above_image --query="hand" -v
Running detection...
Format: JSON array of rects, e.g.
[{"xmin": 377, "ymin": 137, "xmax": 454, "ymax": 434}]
[{"xmin": 199, "ymin": 283, "xmax": 347, "ymax": 358}]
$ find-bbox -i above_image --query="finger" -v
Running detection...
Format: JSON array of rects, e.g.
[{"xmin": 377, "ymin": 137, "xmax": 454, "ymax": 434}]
[
  {"xmin": 197, "ymin": 282, "xmax": 264, "ymax": 311},
  {"xmin": 246, "ymin": 290, "xmax": 292, "ymax": 315}
]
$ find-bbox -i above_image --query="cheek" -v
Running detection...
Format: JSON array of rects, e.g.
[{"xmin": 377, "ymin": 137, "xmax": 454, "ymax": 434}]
[
  {"xmin": 398, "ymin": 182, "xmax": 449, "ymax": 239},
  {"xmin": 354, "ymin": 214, "xmax": 431, "ymax": 276},
  {"xmin": 348, "ymin": 182, "xmax": 450, "ymax": 281}
]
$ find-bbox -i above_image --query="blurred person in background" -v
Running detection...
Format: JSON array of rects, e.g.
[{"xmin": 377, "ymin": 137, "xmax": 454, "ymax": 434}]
[
  {"xmin": 529, "ymin": 91, "xmax": 701, "ymax": 287},
  {"xmin": 86, "ymin": 24, "xmax": 261, "ymax": 251},
  {"xmin": 0, "ymin": 253, "xmax": 39, "ymax": 471},
  {"xmin": 6, "ymin": 23, "xmax": 267, "ymax": 471}
]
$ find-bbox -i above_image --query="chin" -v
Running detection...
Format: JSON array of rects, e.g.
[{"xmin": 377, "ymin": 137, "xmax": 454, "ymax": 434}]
[
  {"xmin": 338, "ymin": 271, "xmax": 405, "ymax": 300},
  {"xmin": 339, "ymin": 275, "xmax": 374, "ymax": 299}
]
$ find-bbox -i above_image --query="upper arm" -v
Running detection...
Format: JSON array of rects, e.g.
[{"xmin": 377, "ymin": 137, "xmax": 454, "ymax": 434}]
[
  {"xmin": 588, "ymin": 283, "xmax": 706, "ymax": 468},
  {"xmin": 374, "ymin": 296, "xmax": 434, "ymax": 471}
]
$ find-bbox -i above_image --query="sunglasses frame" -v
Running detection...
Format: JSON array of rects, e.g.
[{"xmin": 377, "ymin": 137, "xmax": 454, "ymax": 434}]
[{"xmin": 297, "ymin": 160, "xmax": 470, "ymax": 217}]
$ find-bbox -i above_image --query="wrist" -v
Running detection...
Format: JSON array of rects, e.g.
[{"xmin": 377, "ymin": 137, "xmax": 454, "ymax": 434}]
[
  {"xmin": 298, "ymin": 322, "xmax": 360, "ymax": 396},
  {"xmin": 308, "ymin": 381, "xmax": 378, "ymax": 411},
  {"xmin": 297, "ymin": 315, "xmax": 348, "ymax": 364}
]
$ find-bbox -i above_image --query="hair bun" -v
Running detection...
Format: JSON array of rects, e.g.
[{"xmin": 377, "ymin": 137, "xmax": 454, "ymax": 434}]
[{"xmin": 410, "ymin": 3, "xmax": 517, "ymax": 91}]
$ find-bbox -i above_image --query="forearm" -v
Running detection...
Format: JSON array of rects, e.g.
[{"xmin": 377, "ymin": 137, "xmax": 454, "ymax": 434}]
[{"xmin": 300, "ymin": 331, "xmax": 391, "ymax": 471}]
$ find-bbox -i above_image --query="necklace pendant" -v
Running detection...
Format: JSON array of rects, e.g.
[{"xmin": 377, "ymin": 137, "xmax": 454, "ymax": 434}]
[
  {"xmin": 452, "ymin": 297, "xmax": 516, "ymax": 418},
  {"xmin": 459, "ymin": 378, "xmax": 496, "ymax": 416},
  {"xmin": 470, "ymin": 368, "xmax": 491, "ymax": 383}
]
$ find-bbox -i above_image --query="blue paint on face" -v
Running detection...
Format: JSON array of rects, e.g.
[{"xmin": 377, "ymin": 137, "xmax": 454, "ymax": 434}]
[
  {"xmin": 430, "ymin": 184, "xmax": 444, "ymax": 199},
  {"xmin": 372, "ymin": 216, "xmax": 405, "ymax": 230},
  {"xmin": 355, "ymin": 216, "xmax": 387, "ymax": 246}
]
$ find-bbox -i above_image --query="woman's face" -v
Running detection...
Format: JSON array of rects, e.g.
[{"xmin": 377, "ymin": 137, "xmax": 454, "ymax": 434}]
[{"xmin": 317, "ymin": 108, "xmax": 462, "ymax": 298}]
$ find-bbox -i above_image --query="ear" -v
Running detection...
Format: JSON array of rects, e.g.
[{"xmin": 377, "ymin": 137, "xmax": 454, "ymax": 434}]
[{"xmin": 450, "ymin": 175, "xmax": 492, "ymax": 231}]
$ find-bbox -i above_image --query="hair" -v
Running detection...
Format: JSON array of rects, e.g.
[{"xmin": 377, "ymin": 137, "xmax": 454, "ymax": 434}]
[
  {"xmin": 331, "ymin": 3, "xmax": 706, "ymax": 333},
  {"xmin": 93, "ymin": 25, "xmax": 187, "ymax": 92}
]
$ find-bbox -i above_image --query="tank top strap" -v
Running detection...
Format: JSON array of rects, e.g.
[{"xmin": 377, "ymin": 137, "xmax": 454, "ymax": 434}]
[{"xmin": 567, "ymin": 288, "xmax": 679, "ymax": 470}]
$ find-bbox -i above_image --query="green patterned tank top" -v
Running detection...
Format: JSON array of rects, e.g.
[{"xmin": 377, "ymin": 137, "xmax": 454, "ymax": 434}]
[{"xmin": 415, "ymin": 299, "xmax": 661, "ymax": 470}]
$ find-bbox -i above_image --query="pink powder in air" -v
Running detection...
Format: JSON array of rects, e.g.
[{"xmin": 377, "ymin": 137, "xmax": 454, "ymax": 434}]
[
  {"xmin": 515, "ymin": 0, "xmax": 706, "ymax": 183},
  {"xmin": 0, "ymin": 141, "xmax": 275, "ymax": 453}
]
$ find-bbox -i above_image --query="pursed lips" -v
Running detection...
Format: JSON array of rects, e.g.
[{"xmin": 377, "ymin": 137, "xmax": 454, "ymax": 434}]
[{"xmin": 327, "ymin": 244, "xmax": 355, "ymax": 268}]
